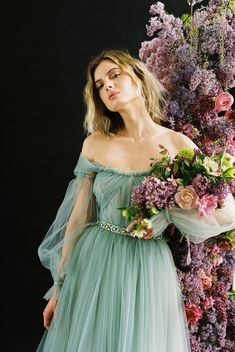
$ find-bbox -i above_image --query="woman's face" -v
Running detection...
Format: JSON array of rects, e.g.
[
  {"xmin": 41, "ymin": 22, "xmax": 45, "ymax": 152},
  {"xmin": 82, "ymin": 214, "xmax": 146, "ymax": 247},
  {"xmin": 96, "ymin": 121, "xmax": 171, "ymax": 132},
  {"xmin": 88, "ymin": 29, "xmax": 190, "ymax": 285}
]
[{"xmin": 93, "ymin": 59, "xmax": 141, "ymax": 112}]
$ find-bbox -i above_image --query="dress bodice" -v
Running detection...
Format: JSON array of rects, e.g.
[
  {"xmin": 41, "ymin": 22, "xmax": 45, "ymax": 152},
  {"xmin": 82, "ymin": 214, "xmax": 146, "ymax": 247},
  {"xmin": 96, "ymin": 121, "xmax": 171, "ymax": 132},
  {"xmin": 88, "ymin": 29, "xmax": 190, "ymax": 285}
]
[{"xmin": 75, "ymin": 154, "xmax": 152, "ymax": 227}]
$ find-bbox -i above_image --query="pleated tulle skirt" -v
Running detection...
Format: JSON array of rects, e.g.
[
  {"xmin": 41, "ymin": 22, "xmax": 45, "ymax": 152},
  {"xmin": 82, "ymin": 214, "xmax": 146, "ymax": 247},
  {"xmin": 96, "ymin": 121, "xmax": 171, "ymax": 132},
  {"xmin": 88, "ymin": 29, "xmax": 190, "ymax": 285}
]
[{"xmin": 36, "ymin": 224, "xmax": 191, "ymax": 352}]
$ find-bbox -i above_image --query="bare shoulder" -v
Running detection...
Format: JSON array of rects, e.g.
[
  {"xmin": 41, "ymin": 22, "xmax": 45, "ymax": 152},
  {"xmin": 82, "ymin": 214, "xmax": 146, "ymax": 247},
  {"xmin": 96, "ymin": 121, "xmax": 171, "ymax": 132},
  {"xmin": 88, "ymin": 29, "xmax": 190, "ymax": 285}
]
[
  {"xmin": 154, "ymin": 124, "xmax": 198, "ymax": 150},
  {"xmin": 81, "ymin": 131, "xmax": 107, "ymax": 160},
  {"xmin": 167, "ymin": 129, "xmax": 199, "ymax": 151}
]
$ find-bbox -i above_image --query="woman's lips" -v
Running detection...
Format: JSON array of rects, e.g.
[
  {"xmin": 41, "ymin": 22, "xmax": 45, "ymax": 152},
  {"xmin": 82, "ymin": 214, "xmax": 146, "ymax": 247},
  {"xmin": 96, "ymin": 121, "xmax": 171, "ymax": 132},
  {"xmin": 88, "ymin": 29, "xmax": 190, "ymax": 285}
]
[{"xmin": 109, "ymin": 92, "xmax": 119, "ymax": 100}]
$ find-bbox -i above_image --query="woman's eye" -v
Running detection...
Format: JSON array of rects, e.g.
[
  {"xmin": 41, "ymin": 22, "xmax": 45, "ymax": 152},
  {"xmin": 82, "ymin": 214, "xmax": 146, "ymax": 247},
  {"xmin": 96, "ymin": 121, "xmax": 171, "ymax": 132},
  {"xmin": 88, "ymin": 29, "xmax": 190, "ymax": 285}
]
[
  {"xmin": 96, "ymin": 72, "xmax": 120, "ymax": 91},
  {"xmin": 97, "ymin": 84, "xmax": 103, "ymax": 90},
  {"xmin": 112, "ymin": 72, "xmax": 120, "ymax": 78}
]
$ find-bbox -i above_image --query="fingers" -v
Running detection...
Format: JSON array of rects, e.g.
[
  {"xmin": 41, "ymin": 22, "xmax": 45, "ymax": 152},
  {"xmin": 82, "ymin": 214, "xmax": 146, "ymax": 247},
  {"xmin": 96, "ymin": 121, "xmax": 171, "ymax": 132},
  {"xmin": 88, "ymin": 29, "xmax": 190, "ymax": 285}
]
[
  {"xmin": 143, "ymin": 229, "xmax": 154, "ymax": 239},
  {"xmin": 43, "ymin": 310, "xmax": 53, "ymax": 330},
  {"xmin": 42, "ymin": 297, "xmax": 58, "ymax": 329}
]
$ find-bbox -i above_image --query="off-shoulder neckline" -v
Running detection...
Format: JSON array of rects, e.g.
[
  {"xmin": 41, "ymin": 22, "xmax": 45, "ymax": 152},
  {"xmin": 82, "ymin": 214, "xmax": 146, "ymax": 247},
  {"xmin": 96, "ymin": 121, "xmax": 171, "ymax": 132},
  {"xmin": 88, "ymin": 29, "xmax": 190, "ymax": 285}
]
[{"xmin": 80, "ymin": 153, "xmax": 151, "ymax": 176}]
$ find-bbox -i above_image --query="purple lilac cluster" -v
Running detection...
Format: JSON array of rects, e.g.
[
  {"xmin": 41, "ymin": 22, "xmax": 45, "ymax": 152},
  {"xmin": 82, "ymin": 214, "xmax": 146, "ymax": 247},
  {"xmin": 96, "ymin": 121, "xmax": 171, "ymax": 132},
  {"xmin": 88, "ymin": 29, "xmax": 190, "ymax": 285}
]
[
  {"xmin": 140, "ymin": 2, "xmax": 185, "ymax": 89},
  {"xmin": 188, "ymin": 242, "xmax": 213, "ymax": 271},
  {"xmin": 210, "ymin": 180, "xmax": 231, "ymax": 204},
  {"xmin": 131, "ymin": 175, "xmax": 177, "ymax": 210},
  {"xmin": 184, "ymin": 270, "xmax": 206, "ymax": 303},
  {"xmin": 185, "ymin": 237, "xmax": 234, "ymax": 350},
  {"xmin": 228, "ymin": 179, "xmax": 235, "ymax": 197},
  {"xmin": 168, "ymin": 225, "xmax": 235, "ymax": 351},
  {"xmin": 206, "ymin": 117, "xmax": 234, "ymax": 145},
  {"xmin": 191, "ymin": 175, "xmax": 231, "ymax": 204},
  {"xmin": 130, "ymin": 184, "xmax": 146, "ymax": 206},
  {"xmin": 139, "ymin": 0, "xmax": 235, "ymax": 156},
  {"xmin": 191, "ymin": 174, "xmax": 211, "ymax": 197},
  {"xmin": 225, "ymin": 300, "xmax": 235, "ymax": 351}
]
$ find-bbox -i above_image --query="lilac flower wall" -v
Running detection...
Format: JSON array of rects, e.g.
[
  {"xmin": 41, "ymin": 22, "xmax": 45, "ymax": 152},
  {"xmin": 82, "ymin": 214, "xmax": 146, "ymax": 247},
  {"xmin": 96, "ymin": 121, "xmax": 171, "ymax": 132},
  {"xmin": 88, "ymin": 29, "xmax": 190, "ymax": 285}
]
[{"xmin": 139, "ymin": 1, "xmax": 235, "ymax": 351}]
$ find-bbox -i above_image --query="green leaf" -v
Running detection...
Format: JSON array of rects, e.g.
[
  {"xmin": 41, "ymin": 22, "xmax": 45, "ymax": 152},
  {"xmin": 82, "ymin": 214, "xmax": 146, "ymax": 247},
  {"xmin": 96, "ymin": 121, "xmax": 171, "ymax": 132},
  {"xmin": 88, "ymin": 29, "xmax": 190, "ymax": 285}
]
[
  {"xmin": 215, "ymin": 149, "xmax": 226, "ymax": 162},
  {"xmin": 176, "ymin": 178, "xmax": 184, "ymax": 186},
  {"xmin": 196, "ymin": 154, "xmax": 205, "ymax": 162},
  {"xmin": 173, "ymin": 162, "xmax": 179, "ymax": 174},
  {"xmin": 129, "ymin": 208, "xmax": 137, "ymax": 218},
  {"xmin": 228, "ymin": 1, "xmax": 235, "ymax": 14},
  {"xmin": 225, "ymin": 229, "xmax": 235, "ymax": 236},
  {"xmin": 150, "ymin": 206, "xmax": 159, "ymax": 215},
  {"xmin": 117, "ymin": 205, "xmax": 139, "ymax": 221},
  {"xmin": 221, "ymin": 168, "xmax": 235, "ymax": 179},
  {"xmin": 228, "ymin": 290, "xmax": 235, "ymax": 300},
  {"xmin": 158, "ymin": 144, "xmax": 169, "ymax": 157},
  {"xmin": 181, "ymin": 13, "xmax": 192, "ymax": 27},
  {"xmin": 224, "ymin": 234, "xmax": 235, "ymax": 246},
  {"xmin": 164, "ymin": 167, "xmax": 171, "ymax": 178},
  {"xmin": 180, "ymin": 164, "xmax": 191, "ymax": 185}
]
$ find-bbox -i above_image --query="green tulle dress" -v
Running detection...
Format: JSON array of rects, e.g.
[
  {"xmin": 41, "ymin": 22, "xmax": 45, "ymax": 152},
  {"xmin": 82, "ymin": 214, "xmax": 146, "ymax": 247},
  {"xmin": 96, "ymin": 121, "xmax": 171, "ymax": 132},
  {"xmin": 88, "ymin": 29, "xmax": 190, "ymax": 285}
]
[{"xmin": 36, "ymin": 154, "xmax": 235, "ymax": 352}]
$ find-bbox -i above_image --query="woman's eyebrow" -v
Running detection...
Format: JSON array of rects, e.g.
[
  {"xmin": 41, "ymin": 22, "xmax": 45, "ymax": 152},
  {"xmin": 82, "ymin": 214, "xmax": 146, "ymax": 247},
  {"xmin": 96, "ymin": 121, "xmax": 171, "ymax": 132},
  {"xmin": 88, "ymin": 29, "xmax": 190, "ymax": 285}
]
[{"xmin": 95, "ymin": 67, "xmax": 120, "ymax": 84}]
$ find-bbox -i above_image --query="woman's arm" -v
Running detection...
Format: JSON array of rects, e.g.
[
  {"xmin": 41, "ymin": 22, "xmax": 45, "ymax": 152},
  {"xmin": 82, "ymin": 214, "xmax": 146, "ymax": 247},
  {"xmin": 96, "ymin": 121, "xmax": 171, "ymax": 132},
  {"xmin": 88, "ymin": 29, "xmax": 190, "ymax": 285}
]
[
  {"xmin": 42, "ymin": 137, "xmax": 98, "ymax": 328},
  {"xmin": 52, "ymin": 137, "xmax": 97, "ymax": 295}
]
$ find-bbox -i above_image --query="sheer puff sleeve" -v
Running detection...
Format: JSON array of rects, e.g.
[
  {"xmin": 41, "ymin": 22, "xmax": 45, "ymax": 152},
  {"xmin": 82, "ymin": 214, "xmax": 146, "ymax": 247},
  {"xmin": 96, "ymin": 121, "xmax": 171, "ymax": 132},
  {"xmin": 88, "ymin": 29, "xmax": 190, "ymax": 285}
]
[
  {"xmin": 38, "ymin": 155, "xmax": 99, "ymax": 300},
  {"xmin": 163, "ymin": 193, "xmax": 235, "ymax": 244}
]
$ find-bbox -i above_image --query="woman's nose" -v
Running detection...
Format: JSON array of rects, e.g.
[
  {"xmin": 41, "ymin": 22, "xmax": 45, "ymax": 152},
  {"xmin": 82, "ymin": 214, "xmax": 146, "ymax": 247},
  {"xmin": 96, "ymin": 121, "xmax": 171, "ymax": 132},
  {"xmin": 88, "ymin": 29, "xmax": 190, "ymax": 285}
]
[{"xmin": 105, "ymin": 80, "xmax": 114, "ymax": 90}]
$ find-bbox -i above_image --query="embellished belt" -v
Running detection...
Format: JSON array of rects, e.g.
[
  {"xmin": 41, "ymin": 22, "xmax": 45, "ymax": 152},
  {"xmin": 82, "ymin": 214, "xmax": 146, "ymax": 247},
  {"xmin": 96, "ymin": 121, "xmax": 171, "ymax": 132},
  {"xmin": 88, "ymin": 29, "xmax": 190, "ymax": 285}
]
[
  {"xmin": 97, "ymin": 219, "xmax": 131, "ymax": 237},
  {"xmin": 96, "ymin": 219, "xmax": 163, "ymax": 240}
]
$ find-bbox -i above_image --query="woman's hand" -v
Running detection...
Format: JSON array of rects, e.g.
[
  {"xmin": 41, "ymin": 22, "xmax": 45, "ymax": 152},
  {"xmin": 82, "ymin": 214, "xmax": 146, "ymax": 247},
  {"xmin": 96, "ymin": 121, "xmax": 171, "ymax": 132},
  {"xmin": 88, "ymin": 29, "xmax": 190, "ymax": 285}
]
[
  {"xmin": 143, "ymin": 227, "xmax": 154, "ymax": 239},
  {"xmin": 43, "ymin": 297, "xmax": 58, "ymax": 329}
]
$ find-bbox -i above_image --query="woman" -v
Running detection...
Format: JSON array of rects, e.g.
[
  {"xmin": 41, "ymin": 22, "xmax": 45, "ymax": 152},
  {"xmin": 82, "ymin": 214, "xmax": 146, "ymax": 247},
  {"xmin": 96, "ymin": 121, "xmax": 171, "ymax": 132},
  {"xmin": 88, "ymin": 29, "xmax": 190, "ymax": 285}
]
[{"xmin": 37, "ymin": 49, "xmax": 235, "ymax": 351}]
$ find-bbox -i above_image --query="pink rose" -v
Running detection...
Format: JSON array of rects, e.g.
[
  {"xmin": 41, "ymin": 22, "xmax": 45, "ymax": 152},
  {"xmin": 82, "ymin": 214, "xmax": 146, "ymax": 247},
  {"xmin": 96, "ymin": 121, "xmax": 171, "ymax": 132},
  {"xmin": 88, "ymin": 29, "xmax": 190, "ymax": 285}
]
[
  {"xmin": 215, "ymin": 92, "xmax": 234, "ymax": 112},
  {"xmin": 210, "ymin": 244, "xmax": 220, "ymax": 255},
  {"xmin": 197, "ymin": 194, "xmax": 218, "ymax": 216},
  {"xmin": 185, "ymin": 303, "xmax": 203, "ymax": 324},
  {"xmin": 175, "ymin": 185, "xmax": 199, "ymax": 209},
  {"xmin": 202, "ymin": 296, "xmax": 215, "ymax": 309}
]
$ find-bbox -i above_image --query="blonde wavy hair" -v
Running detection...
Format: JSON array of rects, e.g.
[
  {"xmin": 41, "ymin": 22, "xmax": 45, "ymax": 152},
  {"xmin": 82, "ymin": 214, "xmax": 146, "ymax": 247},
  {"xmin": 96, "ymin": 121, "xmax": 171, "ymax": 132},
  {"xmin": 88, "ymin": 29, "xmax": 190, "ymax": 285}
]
[{"xmin": 83, "ymin": 48, "xmax": 167, "ymax": 136}]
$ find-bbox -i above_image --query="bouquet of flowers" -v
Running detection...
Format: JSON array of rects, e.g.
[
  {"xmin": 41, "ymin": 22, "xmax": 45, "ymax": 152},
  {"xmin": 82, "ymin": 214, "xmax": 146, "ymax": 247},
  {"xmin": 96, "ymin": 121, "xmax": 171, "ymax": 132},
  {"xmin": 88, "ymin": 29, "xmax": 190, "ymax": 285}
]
[{"xmin": 120, "ymin": 145, "xmax": 235, "ymax": 238}]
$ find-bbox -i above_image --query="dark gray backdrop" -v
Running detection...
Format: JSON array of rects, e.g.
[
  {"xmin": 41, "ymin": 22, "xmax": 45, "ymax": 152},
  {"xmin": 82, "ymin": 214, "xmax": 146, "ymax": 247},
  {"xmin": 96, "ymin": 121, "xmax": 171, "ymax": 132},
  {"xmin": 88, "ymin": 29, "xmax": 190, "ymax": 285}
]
[{"xmin": 3, "ymin": 1, "xmax": 194, "ymax": 350}]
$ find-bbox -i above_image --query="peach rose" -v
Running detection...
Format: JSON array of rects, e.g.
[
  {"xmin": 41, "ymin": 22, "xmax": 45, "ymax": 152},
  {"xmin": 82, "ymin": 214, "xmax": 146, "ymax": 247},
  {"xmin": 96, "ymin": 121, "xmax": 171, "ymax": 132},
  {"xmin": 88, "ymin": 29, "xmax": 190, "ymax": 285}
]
[
  {"xmin": 199, "ymin": 270, "xmax": 213, "ymax": 290},
  {"xmin": 201, "ymin": 276, "xmax": 212, "ymax": 290},
  {"xmin": 215, "ymin": 92, "xmax": 234, "ymax": 112},
  {"xmin": 174, "ymin": 185, "xmax": 199, "ymax": 209}
]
